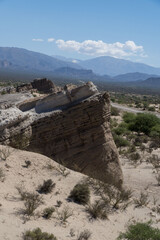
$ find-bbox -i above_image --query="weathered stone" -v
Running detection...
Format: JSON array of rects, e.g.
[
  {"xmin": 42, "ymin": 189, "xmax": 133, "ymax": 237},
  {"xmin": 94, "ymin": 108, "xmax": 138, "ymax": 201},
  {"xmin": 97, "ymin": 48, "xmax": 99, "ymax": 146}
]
[
  {"xmin": 31, "ymin": 78, "xmax": 57, "ymax": 93},
  {"xmin": 35, "ymin": 81, "xmax": 99, "ymax": 113},
  {"xmin": 16, "ymin": 83, "xmax": 33, "ymax": 92},
  {"xmin": 0, "ymin": 82, "xmax": 123, "ymax": 188},
  {"xmin": 16, "ymin": 78, "xmax": 59, "ymax": 94}
]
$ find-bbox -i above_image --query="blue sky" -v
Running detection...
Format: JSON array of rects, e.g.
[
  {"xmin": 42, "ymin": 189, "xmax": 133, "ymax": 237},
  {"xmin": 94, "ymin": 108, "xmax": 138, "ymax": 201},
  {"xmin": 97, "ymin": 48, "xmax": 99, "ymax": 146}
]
[{"xmin": 0, "ymin": 0, "xmax": 160, "ymax": 66}]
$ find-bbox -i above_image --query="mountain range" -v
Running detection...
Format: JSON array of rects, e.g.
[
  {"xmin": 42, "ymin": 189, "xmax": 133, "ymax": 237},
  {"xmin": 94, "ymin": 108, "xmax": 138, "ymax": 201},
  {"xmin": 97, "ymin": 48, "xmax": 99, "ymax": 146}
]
[{"xmin": 1, "ymin": 47, "xmax": 160, "ymax": 91}]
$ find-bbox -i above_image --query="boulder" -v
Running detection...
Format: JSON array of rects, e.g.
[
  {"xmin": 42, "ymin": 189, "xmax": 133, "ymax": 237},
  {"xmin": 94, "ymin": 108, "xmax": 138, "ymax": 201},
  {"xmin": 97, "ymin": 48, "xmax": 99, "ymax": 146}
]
[{"xmin": 0, "ymin": 82, "xmax": 123, "ymax": 188}]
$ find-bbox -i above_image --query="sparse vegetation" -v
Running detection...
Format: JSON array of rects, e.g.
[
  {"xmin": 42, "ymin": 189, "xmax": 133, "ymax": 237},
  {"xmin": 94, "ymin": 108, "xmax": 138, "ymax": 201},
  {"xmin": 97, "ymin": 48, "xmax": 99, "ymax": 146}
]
[
  {"xmin": 86, "ymin": 200, "xmax": 108, "ymax": 220},
  {"xmin": 0, "ymin": 168, "xmax": 5, "ymax": 181},
  {"xmin": 23, "ymin": 194, "xmax": 43, "ymax": 216},
  {"xmin": 16, "ymin": 187, "xmax": 43, "ymax": 216},
  {"xmin": 134, "ymin": 192, "xmax": 150, "ymax": 208},
  {"xmin": 77, "ymin": 229, "xmax": 92, "ymax": 240},
  {"xmin": 57, "ymin": 206, "xmax": 73, "ymax": 224},
  {"xmin": 86, "ymin": 178, "xmax": 132, "ymax": 213},
  {"xmin": 23, "ymin": 228, "xmax": 57, "ymax": 240},
  {"xmin": 56, "ymin": 163, "xmax": 70, "ymax": 177}
]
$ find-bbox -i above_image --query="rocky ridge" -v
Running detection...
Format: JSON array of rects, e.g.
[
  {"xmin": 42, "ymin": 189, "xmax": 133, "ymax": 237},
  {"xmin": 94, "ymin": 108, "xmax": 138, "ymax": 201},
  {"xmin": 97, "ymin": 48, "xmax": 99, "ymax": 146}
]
[{"xmin": 0, "ymin": 81, "xmax": 123, "ymax": 187}]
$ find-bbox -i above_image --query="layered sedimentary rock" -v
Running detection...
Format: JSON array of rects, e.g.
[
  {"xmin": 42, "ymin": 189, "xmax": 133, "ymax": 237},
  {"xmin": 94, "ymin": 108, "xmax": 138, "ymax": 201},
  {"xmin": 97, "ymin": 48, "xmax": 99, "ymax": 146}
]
[{"xmin": 0, "ymin": 82, "xmax": 123, "ymax": 187}]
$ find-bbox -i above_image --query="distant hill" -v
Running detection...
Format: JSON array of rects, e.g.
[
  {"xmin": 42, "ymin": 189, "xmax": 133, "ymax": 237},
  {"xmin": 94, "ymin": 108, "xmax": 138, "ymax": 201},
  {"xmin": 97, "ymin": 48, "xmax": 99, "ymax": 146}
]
[
  {"xmin": 113, "ymin": 72, "xmax": 159, "ymax": 82},
  {"xmin": 78, "ymin": 56, "xmax": 160, "ymax": 76},
  {"xmin": 0, "ymin": 47, "xmax": 81, "ymax": 72}
]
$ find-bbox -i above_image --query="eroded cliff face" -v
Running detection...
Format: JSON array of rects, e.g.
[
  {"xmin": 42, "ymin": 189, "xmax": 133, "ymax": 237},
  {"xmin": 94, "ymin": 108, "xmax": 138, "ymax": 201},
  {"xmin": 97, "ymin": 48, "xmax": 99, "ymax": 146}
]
[{"xmin": 0, "ymin": 82, "xmax": 123, "ymax": 187}]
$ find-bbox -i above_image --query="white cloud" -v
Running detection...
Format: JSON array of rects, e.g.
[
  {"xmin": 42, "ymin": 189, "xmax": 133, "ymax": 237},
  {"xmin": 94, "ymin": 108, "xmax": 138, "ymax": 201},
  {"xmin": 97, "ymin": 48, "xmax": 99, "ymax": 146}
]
[
  {"xmin": 32, "ymin": 38, "xmax": 44, "ymax": 42},
  {"xmin": 48, "ymin": 38, "xmax": 55, "ymax": 42},
  {"xmin": 72, "ymin": 59, "xmax": 78, "ymax": 63},
  {"xmin": 56, "ymin": 39, "xmax": 146, "ymax": 58}
]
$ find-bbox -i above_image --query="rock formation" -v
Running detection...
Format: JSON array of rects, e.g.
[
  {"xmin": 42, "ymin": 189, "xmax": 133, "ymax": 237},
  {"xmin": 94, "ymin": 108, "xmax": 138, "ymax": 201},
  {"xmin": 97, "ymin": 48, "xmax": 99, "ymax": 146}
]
[
  {"xmin": 0, "ymin": 81, "xmax": 123, "ymax": 188},
  {"xmin": 16, "ymin": 78, "xmax": 59, "ymax": 94}
]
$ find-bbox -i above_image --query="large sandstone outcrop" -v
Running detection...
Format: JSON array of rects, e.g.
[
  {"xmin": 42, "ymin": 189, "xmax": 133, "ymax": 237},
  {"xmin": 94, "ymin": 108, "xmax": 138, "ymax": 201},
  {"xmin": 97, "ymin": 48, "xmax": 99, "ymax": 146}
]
[{"xmin": 0, "ymin": 82, "xmax": 123, "ymax": 187}]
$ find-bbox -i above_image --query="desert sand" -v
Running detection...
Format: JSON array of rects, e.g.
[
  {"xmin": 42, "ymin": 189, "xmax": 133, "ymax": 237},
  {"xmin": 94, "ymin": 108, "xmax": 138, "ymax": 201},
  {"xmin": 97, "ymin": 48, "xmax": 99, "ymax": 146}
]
[{"xmin": 0, "ymin": 145, "xmax": 160, "ymax": 240}]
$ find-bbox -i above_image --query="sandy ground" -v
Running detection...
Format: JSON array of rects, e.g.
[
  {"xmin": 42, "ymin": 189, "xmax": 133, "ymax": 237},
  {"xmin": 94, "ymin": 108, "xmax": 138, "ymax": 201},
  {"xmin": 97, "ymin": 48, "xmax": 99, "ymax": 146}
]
[{"xmin": 0, "ymin": 145, "xmax": 160, "ymax": 240}]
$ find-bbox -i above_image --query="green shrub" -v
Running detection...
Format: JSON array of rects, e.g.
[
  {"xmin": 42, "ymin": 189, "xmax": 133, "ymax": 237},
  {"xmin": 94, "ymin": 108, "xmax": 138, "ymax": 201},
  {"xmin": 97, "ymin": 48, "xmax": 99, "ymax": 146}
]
[
  {"xmin": 42, "ymin": 207, "xmax": 55, "ymax": 219},
  {"xmin": 117, "ymin": 221, "xmax": 160, "ymax": 240},
  {"xmin": 38, "ymin": 179, "xmax": 55, "ymax": 194},
  {"xmin": 69, "ymin": 183, "xmax": 90, "ymax": 205},
  {"xmin": 113, "ymin": 135, "xmax": 129, "ymax": 148},
  {"xmin": 123, "ymin": 112, "xmax": 136, "ymax": 124},
  {"xmin": 129, "ymin": 113, "xmax": 160, "ymax": 135},
  {"xmin": 148, "ymin": 106, "xmax": 155, "ymax": 112},
  {"xmin": 23, "ymin": 228, "xmax": 57, "ymax": 240},
  {"xmin": 150, "ymin": 124, "xmax": 160, "ymax": 138},
  {"xmin": 114, "ymin": 123, "xmax": 128, "ymax": 136}
]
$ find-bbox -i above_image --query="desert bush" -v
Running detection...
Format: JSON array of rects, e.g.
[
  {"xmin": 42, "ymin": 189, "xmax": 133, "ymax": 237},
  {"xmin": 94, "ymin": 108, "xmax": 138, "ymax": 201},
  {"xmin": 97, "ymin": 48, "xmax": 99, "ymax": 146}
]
[
  {"xmin": 147, "ymin": 154, "xmax": 160, "ymax": 169},
  {"xmin": 16, "ymin": 187, "xmax": 43, "ymax": 216},
  {"xmin": 148, "ymin": 106, "xmax": 155, "ymax": 112},
  {"xmin": 57, "ymin": 206, "xmax": 73, "ymax": 223},
  {"xmin": 37, "ymin": 179, "xmax": 55, "ymax": 194},
  {"xmin": 69, "ymin": 183, "xmax": 90, "ymax": 205},
  {"xmin": 86, "ymin": 178, "xmax": 132, "ymax": 211},
  {"xmin": 23, "ymin": 160, "xmax": 31, "ymax": 168},
  {"xmin": 56, "ymin": 200, "xmax": 62, "ymax": 208},
  {"xmin": 134, "ymin": 192, "xmax": 149, "ymax": 208},
  {"xmin": 0, "ymin": 147, "xmax": 12, "ymax": 161},
  {"xmin": 0, "ymin": 168, "xmax": 5, "ymax": 181},
  {"xmin": 128, "ymin": 152, "xmax": 141, "ymax": 166},
  {"xmin": 114, "ymin": 124, "xmax": 128, "ymax": 136},
  {"xmin": 110, "ymin": 118, "xmax": 118, "ymax": 129},
  {"xmin": 56, "ymin": 161, "xmax": 70, "ymax": 177},
  {"xmin": 140, "ymin": 144, "xmax": 146, "ymax": 153},
  {"xmin": 23, "ymin": 194, "xmax": 43, "ymax": 216},
  {"xmin": 127, "ymin": 145, "xmax": 136, "ymax": 153},
  {"xmin": 77, "ymin": 229, "xmax": 92, "ymax": 240},
  {"xmin": 23, "ymin": 228, "xmax": 57, "ymax": 240},
  {"xmin": 111, "ymin": 106, "xmax": 120, "ymax": 116},
  {"xmin": 117, "ymin": 221, "xmax": 160, "ymax": 240},
  {"xmin": 17, "ymin": 186, "xmax": 42, "ymax": 202},
  {"xmin": 86, "ymin": 200, "xmax": 108, "ymax": 220},
  {"xmin": 149, "ymin": 140, "xmax": 160, "ymax": 150},
  {"xmin": 113, "ymin": 134, "xmax": 130, "ymax": 148},
  {"xmin": 42, "ymin": 207, "xmax": 55, "ymax": 219}
]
